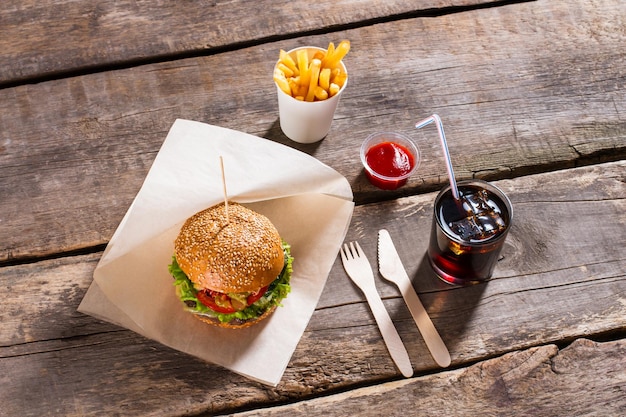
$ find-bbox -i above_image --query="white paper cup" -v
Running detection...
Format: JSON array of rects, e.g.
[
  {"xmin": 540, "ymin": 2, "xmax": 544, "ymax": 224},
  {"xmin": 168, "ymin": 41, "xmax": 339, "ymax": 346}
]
[{"xmin": 275, "ymin": 46, "xmax": 348, "ymax": 144}]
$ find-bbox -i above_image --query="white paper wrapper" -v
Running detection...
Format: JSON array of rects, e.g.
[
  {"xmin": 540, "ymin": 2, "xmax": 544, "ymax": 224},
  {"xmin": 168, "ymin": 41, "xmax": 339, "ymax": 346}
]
[{"xmin": 78, "ymin": 119, "xmax": 354, "ymax": 386}]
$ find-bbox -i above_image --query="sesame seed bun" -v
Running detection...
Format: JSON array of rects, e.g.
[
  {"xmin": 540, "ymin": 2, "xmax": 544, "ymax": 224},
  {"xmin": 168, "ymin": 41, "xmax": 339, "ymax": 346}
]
[{"xmin": 174, "ymin": 202, "xmax": 285, "ymax": 294}]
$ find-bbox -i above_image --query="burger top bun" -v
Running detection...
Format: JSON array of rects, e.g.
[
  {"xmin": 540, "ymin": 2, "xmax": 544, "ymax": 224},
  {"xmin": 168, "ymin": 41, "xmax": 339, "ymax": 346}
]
[{"xmin": 174, "ymin": 202, "xmax": 285, "ymax": 294}]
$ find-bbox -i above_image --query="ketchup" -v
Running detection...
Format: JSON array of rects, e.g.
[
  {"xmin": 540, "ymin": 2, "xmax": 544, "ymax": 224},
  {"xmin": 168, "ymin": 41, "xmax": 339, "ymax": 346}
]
[{"xmin": 365, "ymin": 141, "xmax": 415, "ymax": 190}]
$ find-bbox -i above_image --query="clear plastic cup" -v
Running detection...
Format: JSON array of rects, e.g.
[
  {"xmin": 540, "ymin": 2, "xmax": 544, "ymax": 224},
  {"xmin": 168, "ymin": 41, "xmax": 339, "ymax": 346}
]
[
  {"xmin": 274, "ymin": 46, "xmax": 348, "ymax": 144},
  {"xmin": 428, "ymin": 180, "xmax": 513, "ymax": 285},
  {"xmin": 360, "ymin": 131, "xmax": 420, "ymax": 190}
]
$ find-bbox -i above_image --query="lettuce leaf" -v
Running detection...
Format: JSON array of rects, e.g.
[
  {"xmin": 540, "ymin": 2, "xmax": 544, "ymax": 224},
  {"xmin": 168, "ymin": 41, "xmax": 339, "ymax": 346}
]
[{"xmin": 168, "ymin": 241, "xmax": 293, "ymax": 323}]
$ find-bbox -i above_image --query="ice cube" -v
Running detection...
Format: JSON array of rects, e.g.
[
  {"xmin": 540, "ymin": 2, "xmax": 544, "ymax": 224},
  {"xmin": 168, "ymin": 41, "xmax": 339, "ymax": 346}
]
[
  {"xmin": 450, "ymin": 190, "xmax": 506, "ymax": 241},
  {"xmin": 476, "ymin": 212, "xmax": 505, "ymax": 236},
  {"xmin": 449, "ymin": 216, "xmax": 483, "ymax": 240},
  {"xmin": 462, "ymin": 190, "xmax": 491, "ymax": 215}
]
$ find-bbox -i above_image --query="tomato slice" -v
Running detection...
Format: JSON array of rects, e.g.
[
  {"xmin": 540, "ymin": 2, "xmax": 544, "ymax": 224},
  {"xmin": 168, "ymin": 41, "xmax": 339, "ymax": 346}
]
[
  {"xmin": 247, "ymin": 286, "xmax": 269, "ymax": 305},
  {"xmin": 196, "ymin": 290, "xmax": 236, "ymax": 314},
  {"xmin": 196, "ymin": 285, "xmax": 270, "ymax": 314}
]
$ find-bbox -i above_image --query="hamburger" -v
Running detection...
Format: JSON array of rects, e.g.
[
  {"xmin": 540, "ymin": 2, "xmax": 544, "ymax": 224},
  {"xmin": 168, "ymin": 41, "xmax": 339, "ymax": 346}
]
[{"xmin": 168, "ymin": 202, "xmax": 293, "ymax": 329}]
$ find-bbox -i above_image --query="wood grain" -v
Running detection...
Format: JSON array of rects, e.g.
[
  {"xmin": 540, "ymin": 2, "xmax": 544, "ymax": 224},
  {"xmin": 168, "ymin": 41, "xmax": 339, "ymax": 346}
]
[
  {"xmin": 1, "ymin": 0, "xmax": 624, "ymax": 263},
  {"xmin": 0, "ymin": 0, "xmax": 498, "ymax": 85},
  {"xmin": 232, "ymin": 339, "xmax": 626, "ymax": 416},
  {"xmin": 2, "ymin": 0, "xmax": 624, "ymax": 415},
  {"xmin": 1, "ymin": 162, "xmax": 624, "ymax": 416}
]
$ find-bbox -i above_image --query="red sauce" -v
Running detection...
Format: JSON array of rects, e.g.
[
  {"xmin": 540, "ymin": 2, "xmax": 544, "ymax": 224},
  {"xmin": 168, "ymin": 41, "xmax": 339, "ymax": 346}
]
[{"xmin": 365, "ymin": 141, "xmax": 415, "ymax": 190}]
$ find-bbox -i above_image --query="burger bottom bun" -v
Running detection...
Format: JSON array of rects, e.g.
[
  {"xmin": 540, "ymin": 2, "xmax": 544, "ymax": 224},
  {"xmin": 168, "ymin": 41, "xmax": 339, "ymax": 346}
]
[{"xmin": 193, "ymin": 305, "xmax": 277, "ymax": 329}]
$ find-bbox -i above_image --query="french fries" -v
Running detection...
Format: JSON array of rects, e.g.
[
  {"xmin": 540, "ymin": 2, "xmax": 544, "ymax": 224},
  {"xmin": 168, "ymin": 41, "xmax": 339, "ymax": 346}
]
[{"xmin": 274, "ymin": 40, "xmax": 350, "ymax": 102}]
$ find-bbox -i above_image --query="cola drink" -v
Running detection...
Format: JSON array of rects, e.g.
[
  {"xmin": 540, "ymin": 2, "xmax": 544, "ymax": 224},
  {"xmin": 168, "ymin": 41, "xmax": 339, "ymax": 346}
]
[{"xmin": 428, "ymin": 180, "xmax": 513, "ymax": 285}]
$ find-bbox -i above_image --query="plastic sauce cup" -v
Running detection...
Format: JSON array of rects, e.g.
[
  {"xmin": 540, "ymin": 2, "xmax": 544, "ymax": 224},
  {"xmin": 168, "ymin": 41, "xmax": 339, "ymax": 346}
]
[{"xmin": 360, "ymin": 132, "xmax": 420, "ymax": 190}]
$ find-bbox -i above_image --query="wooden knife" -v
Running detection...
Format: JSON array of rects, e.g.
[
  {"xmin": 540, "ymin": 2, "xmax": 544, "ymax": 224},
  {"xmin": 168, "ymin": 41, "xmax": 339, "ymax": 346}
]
[{"xmin": 377, "ymin": 229, "xmax": 451, "ymax": 368}]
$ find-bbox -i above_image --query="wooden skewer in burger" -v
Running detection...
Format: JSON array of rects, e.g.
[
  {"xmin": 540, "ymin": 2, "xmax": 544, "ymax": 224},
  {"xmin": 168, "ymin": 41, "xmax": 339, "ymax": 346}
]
[{"xmin": 168, "ymin": 157, "xmax": 293, "ymax": 328}]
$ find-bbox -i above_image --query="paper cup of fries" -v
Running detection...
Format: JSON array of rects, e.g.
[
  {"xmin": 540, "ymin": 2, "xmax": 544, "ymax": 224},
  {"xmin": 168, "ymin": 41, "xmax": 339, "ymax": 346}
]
[{"xmin": 274, "ymin": 43, "xmax": 349, "ymax": 143}]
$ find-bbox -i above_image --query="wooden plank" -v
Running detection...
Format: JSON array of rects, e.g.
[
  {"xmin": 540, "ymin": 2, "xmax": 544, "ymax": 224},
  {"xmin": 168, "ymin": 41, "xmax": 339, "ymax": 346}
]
[
  {"xmin": 1, "ymin": 0, "xmax": 624, "ymax": 263},
  {"xmin": 0, "ymin": 0, "xmax": 498, "ymax": 85},
  {"xmin": 1, "ymin": 162, "xmax": 624, "ymax": 416},
  {"xmin": 232, "ymin": 339, "xmax": 626, "ymax": 416}
]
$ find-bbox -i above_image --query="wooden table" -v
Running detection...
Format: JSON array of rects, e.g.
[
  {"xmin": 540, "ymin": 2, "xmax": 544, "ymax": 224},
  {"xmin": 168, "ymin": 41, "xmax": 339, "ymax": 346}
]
[{"xmin": 2, "ymin": 0, "xmax": 625, "ymax": 415}]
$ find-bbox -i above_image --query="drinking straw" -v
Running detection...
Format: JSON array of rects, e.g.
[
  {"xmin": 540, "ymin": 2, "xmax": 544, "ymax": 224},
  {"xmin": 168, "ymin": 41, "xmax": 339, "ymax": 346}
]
[{"xmin": 415, "ymin": 114, "xmax": 460, "ymax": 200}]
